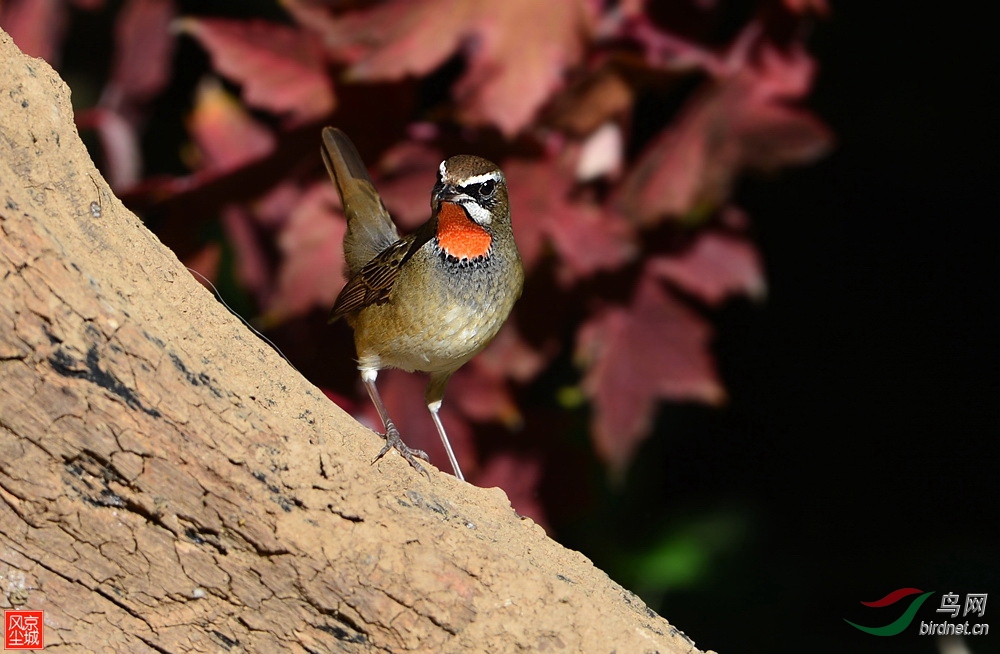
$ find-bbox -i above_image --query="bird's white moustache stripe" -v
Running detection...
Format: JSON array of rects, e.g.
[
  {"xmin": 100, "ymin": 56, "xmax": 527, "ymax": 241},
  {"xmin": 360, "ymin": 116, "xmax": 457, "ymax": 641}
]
[{"xmin": 462, "ymin": 200, "xmax": 493, "ymax": 225}]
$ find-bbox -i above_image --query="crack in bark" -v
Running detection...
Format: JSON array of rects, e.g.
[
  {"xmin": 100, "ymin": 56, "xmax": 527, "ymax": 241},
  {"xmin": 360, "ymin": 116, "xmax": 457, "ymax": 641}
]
[{"xmin": 49, "ymin": 345, "xmax": 162, "ymax": 418}]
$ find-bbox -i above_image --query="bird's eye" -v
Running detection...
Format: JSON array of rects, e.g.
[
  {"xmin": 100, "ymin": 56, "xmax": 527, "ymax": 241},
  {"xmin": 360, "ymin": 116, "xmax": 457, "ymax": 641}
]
[{"xmin": 476, "ymin": 179, "xmax": 496, "ymax": 199}]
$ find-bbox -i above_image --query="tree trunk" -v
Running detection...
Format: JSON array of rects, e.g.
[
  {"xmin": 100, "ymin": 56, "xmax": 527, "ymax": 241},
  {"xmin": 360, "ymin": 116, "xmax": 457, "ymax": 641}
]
[{"xmin": 0, "ymin": 30, "xmax": 708, "ymax": 654}]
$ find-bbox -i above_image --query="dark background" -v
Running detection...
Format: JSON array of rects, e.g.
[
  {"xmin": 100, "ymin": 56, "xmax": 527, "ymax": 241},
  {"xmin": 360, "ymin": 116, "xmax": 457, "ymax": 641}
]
[{"xmin": 618, "ymin": 5, "xmax": 998, "ymax": 652}]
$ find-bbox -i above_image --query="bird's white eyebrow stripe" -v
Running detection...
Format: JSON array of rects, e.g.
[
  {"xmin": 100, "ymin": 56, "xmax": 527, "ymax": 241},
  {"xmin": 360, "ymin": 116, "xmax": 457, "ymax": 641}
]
[
  {"xmin": 460, "ymin": 171, "xmax": 504, "ymax": 185},
  {"xmin": 439, "ymin": 160, "xmax": 447, "ymax": 179}
]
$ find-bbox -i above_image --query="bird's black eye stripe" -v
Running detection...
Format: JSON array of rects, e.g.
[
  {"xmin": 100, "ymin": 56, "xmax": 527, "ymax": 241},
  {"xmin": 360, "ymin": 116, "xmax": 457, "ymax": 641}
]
[{"xmin": 465, "ymin": 179, "xmax": 497, "ymax": 199}]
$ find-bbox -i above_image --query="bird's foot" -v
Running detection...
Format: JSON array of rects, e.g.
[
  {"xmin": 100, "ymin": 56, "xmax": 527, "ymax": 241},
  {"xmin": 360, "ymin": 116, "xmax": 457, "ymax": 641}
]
[{"xmin": 373, "ymin": 422, "xmax": 431, "ymax": 478}]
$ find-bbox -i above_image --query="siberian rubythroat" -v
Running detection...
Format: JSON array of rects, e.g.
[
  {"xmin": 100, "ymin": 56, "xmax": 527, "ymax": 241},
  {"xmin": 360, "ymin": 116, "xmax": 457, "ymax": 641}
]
[{"xmin": 321, "ymin": 128, "xmax": 523, "ymax": 480}]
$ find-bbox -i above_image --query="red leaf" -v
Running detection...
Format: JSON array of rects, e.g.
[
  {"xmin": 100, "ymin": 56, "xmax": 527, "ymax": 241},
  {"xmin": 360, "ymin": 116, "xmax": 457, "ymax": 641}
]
[
  {"xmin": 782, "ymin": 0, "xmax": 830, "ymax": 16},
  {"xmin": 648, "ymin": 231, "xmax": 766, "ymax": 305},
  {"xmin": 75, "ymin": 108, "xmax": 142, "ymax": 190},
  {"xmin": 372, "ymin": 140, "xmax": 444, "ymax": 230},
  {"xmin": 733, "ymin": 101, "xmax": 832, "ymax": 173},
  {"xmin": 321, "ymin": 387, "xmax": 357, "ymax": 416},
  {"xmin": 288, "ymin": 0, "xmax": 594, "ymax": 136},
  {"xmin": 506, "ymin": 158, "xmax": 635, "ymax": 283},
  {"xmin": 186, "ymin": 78, "xmax": 275, "ymax": 172},
  {"xmin": 448, "ymin": 365, "xmax": 521, "ymax": 428},
  {"xmin": 618, "ymin": 42, "xmax": 833, "ymax": 225},
  {"xmin": 450, "ymin": 323, "xmax": 554, "ymax": 427},
  {"xmin": 474, "ymin": 452, "xmax": 549, "ymax": 530},
  {"xmin": 252, "ymin": 181, "xmax": 307, "ymax": 229},
  {"xmin": 177, "ymin": 18, "xmax": 335, "ymax": 123},
  {"xmin": 103, "ymin": 0, "xmax": 176, "ymax": 113},
  {"xmin": 625, "ymin": 15, "xmax": 727, "ymax": 75},
  {"xmin": 263, "ymin": 182, "xmax": 347, "ymax": 323},
  {"xmin": 184, "ymin": 242, "xmax": 221, "ymax": 286},
  {"xmin": 547, "ymin": 69, "xmax": 635, "ymax": 138},
  {"xmin": 472, "ymin": 322, "xmax": 552, "ymax": 385},
  {"xmin": 0, "ymin": 0, "xmax": 68, "ymax": 65},
  {"xmin": 221, "ymin": 204, "xmax": 272, "ymax": 304},
  {"xmin": 576, "ymin": 268, "xmax": 725, "ymax": 473},
  {"xmin": 217, "ymin": 182, "xmax": 312, "ymax": 320}
]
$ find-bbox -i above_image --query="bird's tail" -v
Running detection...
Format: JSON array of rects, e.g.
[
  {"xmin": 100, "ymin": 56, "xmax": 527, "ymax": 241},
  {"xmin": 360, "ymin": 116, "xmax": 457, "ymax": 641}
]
[{"xmin": 320, "ymin": 127, "xmax": 400, "ymax": 276}]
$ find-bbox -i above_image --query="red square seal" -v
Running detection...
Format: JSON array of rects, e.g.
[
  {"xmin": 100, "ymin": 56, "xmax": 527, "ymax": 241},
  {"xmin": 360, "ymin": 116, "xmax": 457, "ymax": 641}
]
[{"xmin": 4, "ymin": 610, "xmax": 44, "ymax": 650}]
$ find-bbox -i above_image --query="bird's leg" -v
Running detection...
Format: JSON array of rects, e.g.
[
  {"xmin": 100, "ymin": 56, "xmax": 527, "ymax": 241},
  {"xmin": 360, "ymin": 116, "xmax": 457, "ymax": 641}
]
[
  {"xmin": 361, "ymin": 369, "xmax": 430, "ymax": 476},
  {"xmin": 428, "ymin": 401, "xmax": 464, "ymax": 481},
  {"xmin": 426, "ymin": 372, "xmax": 464, "ymax": 481}
]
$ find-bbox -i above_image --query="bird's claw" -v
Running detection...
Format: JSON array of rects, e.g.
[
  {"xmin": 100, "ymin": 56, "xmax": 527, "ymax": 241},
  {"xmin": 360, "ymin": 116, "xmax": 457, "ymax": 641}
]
[{"xmin": 373, "ymin": 422, "xmax": 431, "ymax": 477}]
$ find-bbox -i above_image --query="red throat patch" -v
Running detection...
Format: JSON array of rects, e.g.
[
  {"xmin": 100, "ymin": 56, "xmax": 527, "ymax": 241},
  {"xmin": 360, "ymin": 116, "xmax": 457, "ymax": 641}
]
[{"xmin": 436, "ymin": 202, "xmax": 492, "ymax": 259}]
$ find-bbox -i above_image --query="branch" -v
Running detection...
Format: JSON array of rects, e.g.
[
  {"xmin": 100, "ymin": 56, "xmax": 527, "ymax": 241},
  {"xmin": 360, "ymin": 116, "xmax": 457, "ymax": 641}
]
[{"xmin": 0, "ymin": 29, "xmax": 708, "ymax": 653}]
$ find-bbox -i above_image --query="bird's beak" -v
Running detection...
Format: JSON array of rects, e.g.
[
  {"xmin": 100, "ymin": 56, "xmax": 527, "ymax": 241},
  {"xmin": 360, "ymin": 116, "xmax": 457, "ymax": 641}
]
[{"xmin": 433, "ymin": 183, "xmax": 473, "ymax": 205}]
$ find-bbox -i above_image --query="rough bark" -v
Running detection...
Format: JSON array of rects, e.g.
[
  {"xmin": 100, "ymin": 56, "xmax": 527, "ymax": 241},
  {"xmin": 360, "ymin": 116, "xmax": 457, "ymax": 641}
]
[{"xmin": 0, "ymin": 30, "xmax": 709, "ymax": 653}]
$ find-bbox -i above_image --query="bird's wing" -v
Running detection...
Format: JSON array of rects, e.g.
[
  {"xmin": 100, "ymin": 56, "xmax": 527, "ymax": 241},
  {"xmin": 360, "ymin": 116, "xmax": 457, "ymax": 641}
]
[{"xmin": 328, "ymin": 227, "xmax": 434, "ymax": 323}]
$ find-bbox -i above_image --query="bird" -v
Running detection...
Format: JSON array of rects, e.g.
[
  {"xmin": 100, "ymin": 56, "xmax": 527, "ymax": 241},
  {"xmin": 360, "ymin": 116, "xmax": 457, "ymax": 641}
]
[{"xmin": 321, "ymin": 127, "xmax": 523, "ymax": 481}]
